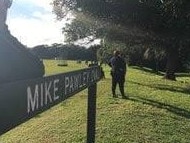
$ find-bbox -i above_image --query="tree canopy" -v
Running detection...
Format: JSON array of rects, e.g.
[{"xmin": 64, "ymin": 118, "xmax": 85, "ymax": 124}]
[
  {"xmin": 52, "ymin": 0, "xmax": 190, "ymax": 80},
  {"xmin": 53, "ymin": 0, "xmax": 190, "ymax": 38}
]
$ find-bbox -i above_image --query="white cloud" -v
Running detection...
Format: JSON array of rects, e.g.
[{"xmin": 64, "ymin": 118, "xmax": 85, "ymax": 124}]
[
  {"xmin": 15, "ymin": 0, "xmax": 53, "ymax": 11},
  {"xmin": 7, "ymin": 0, "xmax": 68, "ymax": 47}
]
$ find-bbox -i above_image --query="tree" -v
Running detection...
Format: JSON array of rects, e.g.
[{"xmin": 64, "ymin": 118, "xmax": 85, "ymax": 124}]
[{"xmin": 52, "ymin": 0, "xmax": 190, "ymax": 80}]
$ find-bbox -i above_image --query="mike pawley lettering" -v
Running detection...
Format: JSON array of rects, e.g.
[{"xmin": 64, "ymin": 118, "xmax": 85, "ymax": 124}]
[{"xmin": 27, "ymin": 68, "xmax": 99, "ymax": 113}]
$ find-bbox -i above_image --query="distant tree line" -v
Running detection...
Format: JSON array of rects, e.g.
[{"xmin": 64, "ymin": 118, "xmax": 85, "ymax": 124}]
[
  {"xmin": 29, "ymin": 43, "xmax": 97, "ymax": 61},
  {"xmin": 30, "ymin": 42, "xmax": 190, "ymax": 73}
]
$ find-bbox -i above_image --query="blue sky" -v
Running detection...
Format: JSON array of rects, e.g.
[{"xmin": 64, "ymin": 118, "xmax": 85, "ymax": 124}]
[{"xmin": 7, "ymin": 0, "xmax": 67, "ymax": 47}]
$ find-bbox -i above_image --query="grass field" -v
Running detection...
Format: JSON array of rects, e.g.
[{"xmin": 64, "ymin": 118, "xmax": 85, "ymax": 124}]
[{"xmin": 1, "ymin": 60, "xmax": 190, "ymax": 143}]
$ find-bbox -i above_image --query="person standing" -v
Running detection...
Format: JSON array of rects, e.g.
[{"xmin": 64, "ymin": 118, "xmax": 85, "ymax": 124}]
[{"xmin": 108, "ymin": 50, "xmax": 127, "ymax": 98}]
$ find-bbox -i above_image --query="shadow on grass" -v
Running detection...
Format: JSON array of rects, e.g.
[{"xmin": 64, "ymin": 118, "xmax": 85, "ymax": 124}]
[
  {"xmin": 128, "ymin": 80, "xmax": 190, "ymax": 95},
  {"xmin": 131, "ymin": 66, "xmax": 190, "ymax": 78},
  {"xmin": 126, "ymin": 96, "xmax": 190, "ymax": 119},
  {"xmin": 34, "ymin": 114, "xmax": 41, "ymax": 118},
  {"xmin": 175, "ymin": 73, "xmax": 190, "ymax": 77},
  {"xmin": 130, "ymin": 66, "xmax": 164, "ymax": 76}
]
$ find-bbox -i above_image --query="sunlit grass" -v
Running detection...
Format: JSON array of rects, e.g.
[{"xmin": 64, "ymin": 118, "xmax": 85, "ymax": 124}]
[
  {"xmin": 0, "ymin": 60, "xmax": 190, "ymax": 143},
  {"xmin": 43, "ymin": 59, "xmax": 88, "ymax": 75}
]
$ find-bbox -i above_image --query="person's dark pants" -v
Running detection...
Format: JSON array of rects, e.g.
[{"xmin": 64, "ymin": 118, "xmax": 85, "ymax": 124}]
[{"xmin": 111, "ymin": 74, "xmax": 125, "ymax": 97}]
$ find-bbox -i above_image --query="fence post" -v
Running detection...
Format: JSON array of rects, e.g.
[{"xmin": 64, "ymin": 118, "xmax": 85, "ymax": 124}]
[{"xmin": 87, "ymin": 83, "xmax": 97, "ymax": 143}]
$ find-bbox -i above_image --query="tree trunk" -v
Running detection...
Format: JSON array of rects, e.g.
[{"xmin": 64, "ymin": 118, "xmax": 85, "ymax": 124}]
[{"xmin": 164, "ymin": 46, "xmax": 179, "ymax": 81}]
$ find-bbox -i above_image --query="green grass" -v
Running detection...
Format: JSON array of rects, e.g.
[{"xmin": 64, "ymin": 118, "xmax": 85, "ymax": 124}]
[
  {"xmin": 1, "ymin": 60, "xmax": 190, "ymax": 143},
  {"xmin": 43, "ymin": 59, "xmax": 87, "ymax": 75}
]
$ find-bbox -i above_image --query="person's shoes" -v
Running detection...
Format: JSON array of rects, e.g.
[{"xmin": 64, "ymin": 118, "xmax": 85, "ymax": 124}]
[
  {"xmin": 112, "ymin": 92, "xmax": 117, "ymax": 98},
  {"xmin": 122, "ymin": 95, "xmax": 128, "ymax": 99}
]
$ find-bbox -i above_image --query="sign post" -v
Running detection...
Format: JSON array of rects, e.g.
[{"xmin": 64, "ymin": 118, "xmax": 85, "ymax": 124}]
[
  {"xmin": 0, "ymin": 66, "xmax": 101, "ymax": 140},
  {"xmin": 87, "ymin": 83, "xmax": 97, "ymax": 143}
]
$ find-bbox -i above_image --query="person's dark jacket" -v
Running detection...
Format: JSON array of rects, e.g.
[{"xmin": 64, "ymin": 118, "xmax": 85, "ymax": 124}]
[{"xmin": 108, "ymin": 55, "xmax": 126, "ymax": 76}]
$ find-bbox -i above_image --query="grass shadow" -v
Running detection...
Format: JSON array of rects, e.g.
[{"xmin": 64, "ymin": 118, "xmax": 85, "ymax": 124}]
[
  {"xmin": 34, "ymin": 114, "xmax": 41, "ymax": 118},
  {"xmin": 131, "ymin": 66, "xmax": 190, "ymax": 78},
  {"xmin": 130, "ymin": 66, "xmax": 164, "ymax": 76},
  {"xmin": 175, "ymin": 73, "xmax": 190, "ymax": 77},
  {"xmin": 126, "ymin": 96, "xmax": 190, "ymax": 119},
  {"xmin": 128, "ymin": 80, "xmax": 190, "ymax": 95}
]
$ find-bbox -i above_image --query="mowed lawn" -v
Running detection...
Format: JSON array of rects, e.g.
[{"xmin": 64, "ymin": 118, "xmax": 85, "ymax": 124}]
[{"xmin": 1, "ymin": 60, "xmax": 190, "ymax": 143}]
